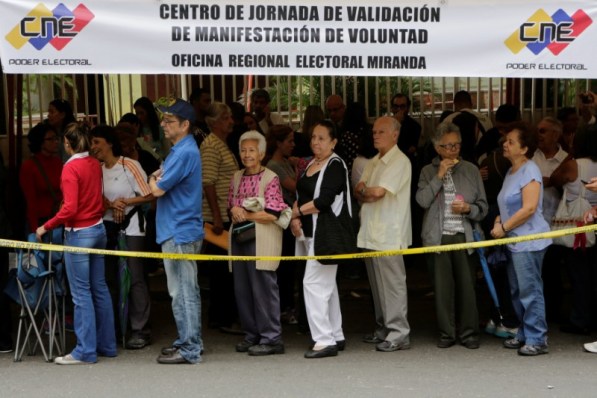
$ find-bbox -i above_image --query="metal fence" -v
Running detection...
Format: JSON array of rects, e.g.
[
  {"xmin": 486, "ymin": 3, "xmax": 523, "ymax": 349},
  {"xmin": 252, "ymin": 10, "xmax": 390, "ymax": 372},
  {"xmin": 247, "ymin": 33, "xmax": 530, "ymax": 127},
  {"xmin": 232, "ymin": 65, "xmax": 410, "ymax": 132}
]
[{"xmin": 3, "ymin": 73, "xmax": 596, "ymax": 139}]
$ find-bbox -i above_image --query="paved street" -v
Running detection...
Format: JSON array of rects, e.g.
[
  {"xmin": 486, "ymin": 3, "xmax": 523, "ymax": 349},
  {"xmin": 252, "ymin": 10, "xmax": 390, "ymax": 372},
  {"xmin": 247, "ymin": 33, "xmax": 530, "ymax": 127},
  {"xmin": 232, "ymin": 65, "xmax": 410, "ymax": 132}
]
[{"xmin": 1, "ymin": 259, "xmax": 597, "ymax": 398}]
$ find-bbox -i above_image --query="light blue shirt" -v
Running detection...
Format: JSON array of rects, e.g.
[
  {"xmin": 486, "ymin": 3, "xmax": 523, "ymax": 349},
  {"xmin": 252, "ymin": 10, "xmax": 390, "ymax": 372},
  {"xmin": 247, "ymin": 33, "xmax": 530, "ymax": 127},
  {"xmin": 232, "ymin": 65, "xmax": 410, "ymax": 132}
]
[
  {"xmin": 497, "ymin": 160, "xmax": 551, "ymax": 252},
  {"xmin": 156, "ymin": 134, "xmax": 204, "ymax": 244}
]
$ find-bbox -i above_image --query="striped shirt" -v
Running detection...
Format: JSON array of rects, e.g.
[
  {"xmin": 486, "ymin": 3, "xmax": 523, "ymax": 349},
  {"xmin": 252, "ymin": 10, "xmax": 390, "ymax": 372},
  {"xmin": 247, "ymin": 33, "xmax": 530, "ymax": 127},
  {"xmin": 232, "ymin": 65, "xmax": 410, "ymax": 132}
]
[
  {"xmin": 102, "ymin": 156, "xmax": 151, "ymax": 236},
  {"xmin": 442, "ymin": 169, "xmax": 465, "ymax": 235},
  {"xmin": 200, "ymin": 133, "xmax": 239, "ymax": 223}
]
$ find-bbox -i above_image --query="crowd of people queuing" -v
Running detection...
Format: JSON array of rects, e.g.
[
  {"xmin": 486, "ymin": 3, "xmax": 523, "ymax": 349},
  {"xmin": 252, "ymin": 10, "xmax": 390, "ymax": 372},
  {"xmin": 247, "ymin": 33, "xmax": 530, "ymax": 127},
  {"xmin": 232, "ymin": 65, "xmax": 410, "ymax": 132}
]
[{"xmin": 2, "ymin": 88, "xmax": 597, "ymax": 364}]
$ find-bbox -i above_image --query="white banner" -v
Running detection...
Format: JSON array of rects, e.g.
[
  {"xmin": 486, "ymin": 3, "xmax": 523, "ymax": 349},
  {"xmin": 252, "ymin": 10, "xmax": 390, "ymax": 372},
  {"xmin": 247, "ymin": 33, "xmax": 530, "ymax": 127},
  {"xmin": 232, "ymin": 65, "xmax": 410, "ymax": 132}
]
[{"xmin": 0, "ymin": 0, "xmax": 596, "ymax": 77}]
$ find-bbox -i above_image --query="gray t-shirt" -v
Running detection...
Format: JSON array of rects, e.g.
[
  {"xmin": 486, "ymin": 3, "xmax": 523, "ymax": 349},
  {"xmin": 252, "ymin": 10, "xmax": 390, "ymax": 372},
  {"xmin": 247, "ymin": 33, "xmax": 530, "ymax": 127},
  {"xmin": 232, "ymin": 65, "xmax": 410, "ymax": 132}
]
[{"xmin": 267, "ymin": 159, "xmax": 296, "ymax": 206}]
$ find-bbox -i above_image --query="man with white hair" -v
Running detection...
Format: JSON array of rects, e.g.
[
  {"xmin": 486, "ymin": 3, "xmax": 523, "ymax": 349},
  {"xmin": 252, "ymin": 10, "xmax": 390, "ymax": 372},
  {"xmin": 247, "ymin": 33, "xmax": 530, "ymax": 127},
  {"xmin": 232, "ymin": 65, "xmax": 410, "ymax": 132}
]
[{"xmin": 355, "ymin": 116, "xmax": 412, "ymax": 352}]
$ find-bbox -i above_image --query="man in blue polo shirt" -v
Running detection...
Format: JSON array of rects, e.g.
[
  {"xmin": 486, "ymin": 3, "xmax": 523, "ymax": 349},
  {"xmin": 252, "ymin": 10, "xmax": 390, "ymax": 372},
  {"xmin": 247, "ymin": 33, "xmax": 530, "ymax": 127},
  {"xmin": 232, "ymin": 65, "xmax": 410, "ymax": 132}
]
[{"xmin": 149, "ymin": 98, "xmax": 204, "ymax": 364}]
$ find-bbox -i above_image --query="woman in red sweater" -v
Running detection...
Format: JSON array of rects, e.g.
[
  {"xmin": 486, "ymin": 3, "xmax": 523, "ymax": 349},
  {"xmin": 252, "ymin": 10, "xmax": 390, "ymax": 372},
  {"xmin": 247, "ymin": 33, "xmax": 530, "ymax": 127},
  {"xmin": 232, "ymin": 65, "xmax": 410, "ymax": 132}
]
[
  {"xmin": 36, "ymin": 123, "xmax": 117, "ymax": 365},
  {"xmin": 20, "ymin": 123, "xmax": 63, "ymax": 234}
]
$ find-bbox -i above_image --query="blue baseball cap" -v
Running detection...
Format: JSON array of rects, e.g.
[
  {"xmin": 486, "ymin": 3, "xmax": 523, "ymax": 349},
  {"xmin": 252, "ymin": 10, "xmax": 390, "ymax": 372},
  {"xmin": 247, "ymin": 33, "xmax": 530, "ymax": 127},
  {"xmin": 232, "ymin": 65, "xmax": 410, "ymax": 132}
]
[{"xmin": 157, "ymin": 98, "xmax": 196, "ymax": 124}]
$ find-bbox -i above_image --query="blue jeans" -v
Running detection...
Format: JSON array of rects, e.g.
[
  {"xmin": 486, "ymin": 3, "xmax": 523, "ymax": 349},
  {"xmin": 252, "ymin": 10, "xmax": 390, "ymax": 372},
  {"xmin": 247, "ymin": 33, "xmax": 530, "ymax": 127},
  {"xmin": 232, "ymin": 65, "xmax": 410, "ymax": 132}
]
[
  {"xmin": 162, "ymin": 238, "xmax": 203, "ymax": 363},
  {"xmin": 64, "ymin": 223, "xmax": 117, "ymax": 362},
  {"xmin": 507, "ymin": 248, "xmax": 548, "ymax": 346}
]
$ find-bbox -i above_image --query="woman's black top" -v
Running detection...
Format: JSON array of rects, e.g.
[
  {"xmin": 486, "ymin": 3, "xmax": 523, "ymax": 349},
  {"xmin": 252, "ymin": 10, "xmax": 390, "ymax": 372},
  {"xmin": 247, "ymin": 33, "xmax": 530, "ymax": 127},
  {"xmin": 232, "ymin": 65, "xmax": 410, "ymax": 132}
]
[{"xmin": 296, "ymin": 159, "xmax": 346, "ymax": 238}]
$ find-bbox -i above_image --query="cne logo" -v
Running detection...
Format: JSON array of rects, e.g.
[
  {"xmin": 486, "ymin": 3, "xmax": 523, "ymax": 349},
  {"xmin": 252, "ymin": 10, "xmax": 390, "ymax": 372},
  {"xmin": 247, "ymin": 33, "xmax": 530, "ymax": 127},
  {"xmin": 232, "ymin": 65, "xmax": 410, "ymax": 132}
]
[
  {"xmin": 6, "ymin": 3, "xmax": 94, "ymax": 51},
  {"xmin": 505, "ymin": 9, "xmax": 592, "ymax": 55}
]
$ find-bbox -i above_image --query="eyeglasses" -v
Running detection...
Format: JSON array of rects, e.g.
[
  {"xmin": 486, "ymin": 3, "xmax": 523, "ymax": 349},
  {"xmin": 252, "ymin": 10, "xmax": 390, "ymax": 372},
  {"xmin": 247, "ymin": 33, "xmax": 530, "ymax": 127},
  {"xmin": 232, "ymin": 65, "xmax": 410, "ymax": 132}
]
[
  {"xmin": 161, "ymin": 118, "xmax": 179, "ymax": 125},
  {"xmin": 438, "ymin": 142, "xmax": 461, "ymax": 151},
  {"xmin": 391, "ymin": 104, "xmax": 408, "ymax": 111},
  {"xmin": 44, "ymin": 136, "xmax": 59, "ymax": 142}
]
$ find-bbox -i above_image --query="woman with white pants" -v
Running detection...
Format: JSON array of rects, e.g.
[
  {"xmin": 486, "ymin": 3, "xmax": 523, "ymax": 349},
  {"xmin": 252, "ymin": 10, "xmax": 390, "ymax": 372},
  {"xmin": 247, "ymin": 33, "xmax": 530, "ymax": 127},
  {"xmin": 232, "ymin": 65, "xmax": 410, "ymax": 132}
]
[{"xmin": 291, "ymin": 120, "xmax": 350, "ymax": 359}]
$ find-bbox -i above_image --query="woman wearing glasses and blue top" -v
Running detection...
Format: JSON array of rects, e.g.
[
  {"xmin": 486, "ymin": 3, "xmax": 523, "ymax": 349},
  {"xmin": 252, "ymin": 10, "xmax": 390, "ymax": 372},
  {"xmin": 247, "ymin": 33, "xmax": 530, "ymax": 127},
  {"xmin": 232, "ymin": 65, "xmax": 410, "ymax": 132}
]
[{"xmin": 417, "ymin": 122, "xmax": 488, "ymax": 350}]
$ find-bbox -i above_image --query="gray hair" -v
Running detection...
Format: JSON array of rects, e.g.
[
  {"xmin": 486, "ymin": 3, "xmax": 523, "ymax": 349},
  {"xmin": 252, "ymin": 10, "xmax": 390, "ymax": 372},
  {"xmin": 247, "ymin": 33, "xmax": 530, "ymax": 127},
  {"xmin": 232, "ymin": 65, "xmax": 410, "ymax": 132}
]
[
  {"xmin": 540, "ymin": 116, "xmax": 563, "ymax": 135},
  {"xmin": 239, "ymin": 130, "xmax": 266, "ymax": 155},
  {"xmin": 205, "ymin": 102, "xmax": 231, "ymax": 129},
  {"xmin": 432, "ymin": 122, "xmax": 461, "ymax": 145},
  {"xmin": 387, "ymin": 116, "xmax": 401, "ymax": 134}
]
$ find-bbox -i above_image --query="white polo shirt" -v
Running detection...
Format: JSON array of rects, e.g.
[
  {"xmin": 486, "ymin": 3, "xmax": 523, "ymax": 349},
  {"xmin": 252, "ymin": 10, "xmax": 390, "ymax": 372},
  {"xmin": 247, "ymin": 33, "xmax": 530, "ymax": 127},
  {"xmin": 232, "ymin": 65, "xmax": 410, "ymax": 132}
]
[
  {"xmin": 357, "ymin": 145, "xmax": 412, "ymax": 251},
  {"xmin": 258, "ymin": 112, "xmax": 285, "ymax": 135}
]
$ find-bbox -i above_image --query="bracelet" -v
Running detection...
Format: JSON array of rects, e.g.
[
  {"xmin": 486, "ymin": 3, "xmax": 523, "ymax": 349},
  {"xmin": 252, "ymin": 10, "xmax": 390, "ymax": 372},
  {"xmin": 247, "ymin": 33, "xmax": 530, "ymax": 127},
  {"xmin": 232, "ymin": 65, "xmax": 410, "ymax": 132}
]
[
  {"xmin": 501, "ymin": 223, "xmax": 508, "ymax": 233},
  {"xmin": 298, "ymin": 207, "xmax": 304, "ymax": 217}
]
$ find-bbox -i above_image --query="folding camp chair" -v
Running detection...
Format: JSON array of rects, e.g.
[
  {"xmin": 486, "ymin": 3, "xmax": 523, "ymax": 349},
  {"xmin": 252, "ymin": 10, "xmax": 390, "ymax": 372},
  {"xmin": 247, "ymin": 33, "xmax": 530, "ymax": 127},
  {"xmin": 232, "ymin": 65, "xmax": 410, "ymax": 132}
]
[{"xmin": 4, "ymin": 232, "xmax": 65, "ymax": 362}]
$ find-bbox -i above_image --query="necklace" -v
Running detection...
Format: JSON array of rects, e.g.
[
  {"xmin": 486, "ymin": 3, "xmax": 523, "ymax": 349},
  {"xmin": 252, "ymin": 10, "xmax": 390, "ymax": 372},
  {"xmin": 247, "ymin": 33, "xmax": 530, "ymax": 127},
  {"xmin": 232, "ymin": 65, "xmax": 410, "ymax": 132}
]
[
  {"xmin": 244, "ymin": 166, "xmax": 264, "ymax": 176},
  {"xmin": 104, "ymin": 156, "xmax": 119, "ymax": 168},
  {"xmin": 314, "ymin": 153, "xmax": 332, "ymax": 166}
]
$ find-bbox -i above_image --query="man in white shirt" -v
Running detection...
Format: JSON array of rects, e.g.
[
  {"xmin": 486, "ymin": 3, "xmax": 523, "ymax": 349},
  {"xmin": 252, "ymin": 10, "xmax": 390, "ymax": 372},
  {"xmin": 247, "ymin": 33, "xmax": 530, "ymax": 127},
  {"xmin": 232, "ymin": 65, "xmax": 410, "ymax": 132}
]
[
  {"xmin": 250, "ymin": 89, "xmax": 284, "ymax": 135},
  {"xmin": 532, "ymin": 116, "xmax": 568, "ymax": 325},
  {"xmin": 354, "ymin": 116, "xmax": 412, "ymax": 352},
  {"xmin": 533, "ymin": 117, "xmax": 568, "ymax": 225}
]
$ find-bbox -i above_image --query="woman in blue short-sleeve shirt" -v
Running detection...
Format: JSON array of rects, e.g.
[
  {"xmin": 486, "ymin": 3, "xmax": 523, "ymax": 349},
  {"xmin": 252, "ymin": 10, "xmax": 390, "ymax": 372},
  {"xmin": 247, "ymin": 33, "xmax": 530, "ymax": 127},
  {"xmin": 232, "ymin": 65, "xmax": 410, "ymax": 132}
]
[{"xmin": 491, "ymin": 122, "xmax": 551, "ymax": 357}]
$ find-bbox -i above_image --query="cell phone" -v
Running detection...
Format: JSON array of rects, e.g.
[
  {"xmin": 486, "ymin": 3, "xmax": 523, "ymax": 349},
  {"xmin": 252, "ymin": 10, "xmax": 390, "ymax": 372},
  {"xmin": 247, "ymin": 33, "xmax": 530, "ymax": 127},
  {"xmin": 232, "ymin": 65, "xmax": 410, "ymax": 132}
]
[{"xmin": 581, "ymin": 179, "xmax": 590, "ymax": 184}]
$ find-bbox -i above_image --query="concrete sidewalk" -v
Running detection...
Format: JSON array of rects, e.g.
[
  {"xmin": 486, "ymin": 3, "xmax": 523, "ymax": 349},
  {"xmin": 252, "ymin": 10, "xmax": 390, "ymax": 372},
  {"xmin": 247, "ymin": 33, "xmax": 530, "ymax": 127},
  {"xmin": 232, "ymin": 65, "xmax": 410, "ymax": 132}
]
[{"xmin": 1, "ymin": 263, "xmax": 596, "ymax": 398}]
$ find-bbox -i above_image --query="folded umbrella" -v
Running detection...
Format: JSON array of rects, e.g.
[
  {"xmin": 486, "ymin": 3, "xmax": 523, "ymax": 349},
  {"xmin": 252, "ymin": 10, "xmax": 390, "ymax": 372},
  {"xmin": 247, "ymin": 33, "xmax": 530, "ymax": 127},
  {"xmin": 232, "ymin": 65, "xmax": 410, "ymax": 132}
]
[
  {"xmin": 117, "ymin": 230, "xmax": 131, "ymax": 347},
  {"xmin": 473, "ymin": 229, "xmax": 503, "ymax": 323}
]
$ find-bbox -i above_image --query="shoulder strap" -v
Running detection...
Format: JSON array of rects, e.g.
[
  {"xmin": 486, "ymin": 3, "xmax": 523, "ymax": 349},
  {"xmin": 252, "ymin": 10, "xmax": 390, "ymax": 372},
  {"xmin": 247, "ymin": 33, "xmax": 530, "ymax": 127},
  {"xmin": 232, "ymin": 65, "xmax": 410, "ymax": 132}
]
[
  {"xmin": 31, "ymin": 156, "xmax": 59, "ymax": 205},
  {"xmin": 258, "ymin": 168, "xmax": 276, "ymax": 198},
  {"xmin": 232, "ymin": 170, "xmax": 244, "ymax": 197},
  {"xmin": 492, "ymin": 151, "xmax": 504, "ymax": 180},
  {"xmin": 578, "ymin": 159, "xmax": 587, "ymax": 199}
]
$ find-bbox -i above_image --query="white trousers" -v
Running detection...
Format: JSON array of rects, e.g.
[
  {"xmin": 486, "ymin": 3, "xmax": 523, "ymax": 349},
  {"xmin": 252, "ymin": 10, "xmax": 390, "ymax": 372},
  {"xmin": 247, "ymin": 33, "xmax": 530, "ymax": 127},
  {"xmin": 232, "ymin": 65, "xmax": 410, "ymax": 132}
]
[{"xmin": 301, "ymin": 237, "xmax": 344, "ymax": 346}]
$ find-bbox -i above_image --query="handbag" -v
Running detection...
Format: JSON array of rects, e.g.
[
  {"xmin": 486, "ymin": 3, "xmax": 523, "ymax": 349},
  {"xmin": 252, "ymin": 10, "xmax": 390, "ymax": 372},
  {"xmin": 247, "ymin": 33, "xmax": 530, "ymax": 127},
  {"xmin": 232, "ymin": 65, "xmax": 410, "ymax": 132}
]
[
  {"xmin": 231, "ymin": 221, "xmax": 256, "ymax": 244},
  {"xmin": 552, "ymin": 162, "xmax": 595, "ymax": 249},
  {"xmin": 313, "ymin": 193, "xmax": 357, "ymax": 265}
]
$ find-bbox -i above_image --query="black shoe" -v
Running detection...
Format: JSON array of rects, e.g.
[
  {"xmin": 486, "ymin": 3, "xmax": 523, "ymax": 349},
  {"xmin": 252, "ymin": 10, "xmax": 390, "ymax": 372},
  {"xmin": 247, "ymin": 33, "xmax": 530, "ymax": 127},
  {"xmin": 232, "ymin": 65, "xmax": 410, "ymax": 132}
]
[
  {"xmin": 0, "ymin": 341, "xmax": 13, "ymax": 354},
  {"xmin": 376, "ymin": 340, "xmax": 411, "ymax": 352},
  {"xmin": 304, "ymin": 345, "xmax": 338, "ymax": 359},
  {"xmin": 308, "ymin": 340, "xmax": 346, "ymax": 351},
  {"xmin": 247, "ymin": 343, "xmax": 285, "ymax": 356},
  {"xmin": 462, "ymin": 340, "xmax": 480, "ymax": 349},
  {"xmin": 362, "ymin": 333, "xmax": 384, "ymax": 344},
  {"xmin": 235, "ymin": 340, "xmax": 256, "ymax": 353},
  {"xmin": 126, "ymin": 336, "xmax": 151, "ymax": 350},
  {"xmin": 437, "ymin": 338, "xmax": 456, "ymax": 348},
  {"xmin": 219, "ymin": 323, "xmax": 244, "ymax": 335},
  {"xmin": 156, "ymin": 351, "xmax": 193, "ymax": 364},
  {"xmin": 560, "ymin": 324, "xmax": 590, "ymax": 335},
  {"xmin": 503, "ymin": 337, "xmax": 524, "ymax": 349},
  {"xmin": 161, "ymin": 346, "xmax": 204, "ymax": 356},
  {"xmin": 518, "ymin": 344, "xmax": 548, "ymax": 356},
  {"xmin": 161, "ymin": 346, "xmax": 179, "ymax": 356}
]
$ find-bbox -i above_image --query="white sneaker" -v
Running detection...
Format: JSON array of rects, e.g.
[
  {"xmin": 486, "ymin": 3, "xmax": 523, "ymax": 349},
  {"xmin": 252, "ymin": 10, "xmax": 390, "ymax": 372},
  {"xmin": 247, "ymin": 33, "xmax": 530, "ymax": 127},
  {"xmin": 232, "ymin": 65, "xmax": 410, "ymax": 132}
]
[
  {"xmin": 583, "ymin": 341, "xmax": 597, "ymax": 353},
  {"xmin": 484, "ymin": 320, "xmax": 497, "ymax": 335},
  {"xmin": 54, "ymin": 354, "xmax": 87, "ymax": 365},
  {"xmin": 494, "ymin": 324, "xmax": 518, "ymax": 339}
]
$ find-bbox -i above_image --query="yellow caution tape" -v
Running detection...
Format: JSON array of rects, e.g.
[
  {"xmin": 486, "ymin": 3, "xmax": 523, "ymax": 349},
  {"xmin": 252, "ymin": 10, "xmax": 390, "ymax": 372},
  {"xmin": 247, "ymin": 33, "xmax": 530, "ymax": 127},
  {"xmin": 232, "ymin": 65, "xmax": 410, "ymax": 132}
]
[{"xmin": 2, "ymin": 224, "xmax": 596, "ymax": 262}]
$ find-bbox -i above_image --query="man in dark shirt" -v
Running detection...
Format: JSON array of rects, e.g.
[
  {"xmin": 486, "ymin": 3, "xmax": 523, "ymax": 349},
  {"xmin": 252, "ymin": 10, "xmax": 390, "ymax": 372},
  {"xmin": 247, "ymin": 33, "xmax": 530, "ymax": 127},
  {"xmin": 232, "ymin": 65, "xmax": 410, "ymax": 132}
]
[
  {"xmin": 189, "ymin": 87, "xmax": 212, "ymax": 138},
  {"xmin": 392, "ymin": 94, "xmax": 421, "ymax": 163}
]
